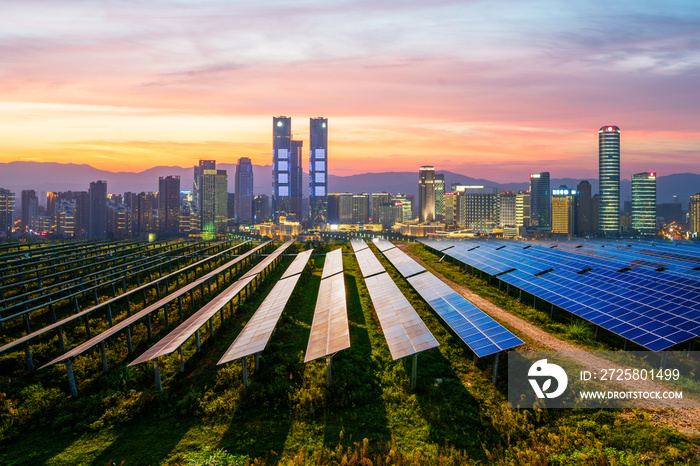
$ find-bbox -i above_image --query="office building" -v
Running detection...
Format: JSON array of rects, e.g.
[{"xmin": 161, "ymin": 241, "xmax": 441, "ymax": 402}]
[
  {"xmin": 158, "ymin": 175, "xmax": 180, "ymax": 234},
  {"xmin": 418, "ymin": 166, "xmax": 436, "ymax": 222},
  {"xmin": 392, "ymin": 194, "xmax": 413, "ymax": 224},
  {"xmin": 235, "ymin": 157, "xmax": 254, "ymax": 224},
  {"xmin": 529, "ymin": 172, "xmax": 550, "ymax": 230},
  {"xmin": 599, "ymin": 125, "xmax": 621, "ymax": 235},
  {"xmin": 552, "ymin": 187, "xmax": 577, "ymax": 235},
  {"xmin": 372, "ymin": 192, "xmax": 392, "ymax": 229},
  {"xmin": 516, "ymin": 191, "xmax": 531, "ymax": 229},
  {"xmin": 443, "ymin": 192, "xmax": 456, "ymax": 227},
  {"xmin": 453, "ymin": 186, "xmax": 499, "ymax": 233},
  {"xmin": 253, "ymin": 195, "xmax": 270, "ymax": 224},
  {"xmin": 631, "ymin": 172, "xmax": 656, "ymax": 237},
  {"xmin": 309, "ymin": 117, "xmax": 328, "ymax": 225},
  {"xmin": 201, "ymin": 169, "xmax": 228, "ymax": 235},
  {"xmin": 576, "ymin": 180, "xmax": 592, "ymax": 235},
  {"xmin": 327, "ymin": 193, "xmax": 353, "ymax": 224},
  {"xmin": 435, "ymin": 174, "xmax": 445, "ymax": 222},
  {"xmin": 352, "ymin": 193, "xmax": 370, "ymax": 224},
  {"xmin": 21, "ymin": 190, "xmax": 38, "ymax": 231},
  {"xmin": 690, "ymin": 194, "xmax": 700, "ymax": 234},
  {"xmin": 500, "ymin": 192, "xmax": 517, "ymax": 229},
  {"xmin": 193, "ymin": 160, "xmax": 216, "ymax": 213},
  {"xmin": 272, "ymin": 116, "xmax": 292, "ymax": 221},
  {"xmin": 290, "ymin": 140, "xmax": 304, "ymax": 220},
  {"xmin": 88, "ymin": 180, "xmax": 107, "ymax": 239},
  {"xmin": 0, "ymin": 188, "xmax": 15, "ymax": 234}
]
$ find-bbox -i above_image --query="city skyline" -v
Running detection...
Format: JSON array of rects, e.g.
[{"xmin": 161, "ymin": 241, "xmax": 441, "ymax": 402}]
[{"xmin": 0, "ymin": 1, "xmax": 698, "ymax": 181}]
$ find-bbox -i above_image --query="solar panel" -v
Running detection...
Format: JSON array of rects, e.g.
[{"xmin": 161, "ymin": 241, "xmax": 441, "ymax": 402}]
[
  {"xmin": 305, "ymin": 252, "xmax": 350, "ymax": 362},
  {"xmin": 373, "ymin": 238, "xmax": 396, "ymax": 252},
  {"xmin": 350, "ymin": 239, "xmax": 369, "ymax": 253},
  {"xmin": 354, "ymin": 247, "xmax": 386, "ymax": 278},
  {"xmin": 321, "ymin": 248, "xmax": 344, "ymax": 279},
  {"xmin": 363, "ymin": 272, "xmax": 438, "ymax": 360},
  {"xmin": 218, "ymin": 250, "xmax": 313, "ymax": 364},
  {"xmin": 39, "ymin": 241, "xmax": 272, "ymax": 370},
  {"xmin": 407, "ymin": 272, "xmax": 523, "ymax": 357},
  {"xmin": 382, "ymin": 247, "xmax": 426, "ymax": 278},
  {"xmin": 129, "ymin": 241, "xmax": 291, "ymax": 366}
]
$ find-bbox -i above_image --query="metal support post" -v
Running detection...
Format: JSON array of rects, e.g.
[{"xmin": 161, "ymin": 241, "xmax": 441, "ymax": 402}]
[
  {"xmin": 126, "ymin": 326, "xmax": 133, "ymax": 354},
  {"xmin": 492, "ymin": 353, "xmax": 500, "ymax": 385},
  {"xmin": 154, "ymin": 358, "xmax": 162, "ymax": 391},
  {"xmin": 164, "ymin": 306, "xmax": 169, "ymax": 327},
  {"xmin": 411, "ymin": 354, "xmax": 418, "ymax": 390},
  {"xmin": 661, "ymin": 351, "xmax": 669, "ymax": 370},
  {"xmin": 178, "ymin": 296, "xmax": 183, "ymax": 319},
  {"xmin": 25, "ymin": 344, "xmax": 34, "ymax": 373},
  {"xmin": 178, "ymin": 347, "xmax": 185, "ymax": 372},
  {"xmin": 99, "ymin": 341, "xmax": 108, "ymax": 372},
  {"xmin": 242, "ymin": 356, "xmax": 248, "ymax": 392},
  {"xmin": 146, "ymin": 314, "xmax": 152, "ymax": 340},
  {"xmin": 195, "ymin": 330, "xmax": 201, "ymax": 351},
  {"xmin": 107, "ymin": 304, "xmax": 113, "ymax": 327},
  {"xmin": 65, "ymin": 360, "xmax": 78, "ymax": 397}
]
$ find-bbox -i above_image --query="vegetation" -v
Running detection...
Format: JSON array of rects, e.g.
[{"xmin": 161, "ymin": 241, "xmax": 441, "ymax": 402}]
[{"xmin": 0, "ymin": 241, "xmax": 697, "ymax": 465}]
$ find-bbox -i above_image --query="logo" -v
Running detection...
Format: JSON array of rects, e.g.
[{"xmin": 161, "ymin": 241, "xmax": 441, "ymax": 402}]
[{"xmin": 528, "ymin": 359, "xmax": 568, "ymax": 399}]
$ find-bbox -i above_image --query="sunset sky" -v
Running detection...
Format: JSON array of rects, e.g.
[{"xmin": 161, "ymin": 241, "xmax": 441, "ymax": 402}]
[{"xmin": 0, "ymin": 0, "xmax": 698, "ymax": 182}]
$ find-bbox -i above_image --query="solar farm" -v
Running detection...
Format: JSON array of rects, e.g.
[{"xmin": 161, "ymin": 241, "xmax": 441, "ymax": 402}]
[{"xmin": 0, "ymin": 237, "xmax": 699, "ymax": 465}]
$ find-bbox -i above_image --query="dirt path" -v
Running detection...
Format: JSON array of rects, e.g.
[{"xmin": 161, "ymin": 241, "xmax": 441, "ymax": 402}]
[{"xmin": 397, "ymin": 243, "xmax": 700, "ymax": 437}]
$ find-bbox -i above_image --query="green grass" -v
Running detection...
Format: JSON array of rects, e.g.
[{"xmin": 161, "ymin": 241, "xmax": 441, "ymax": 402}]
[{"xmin": 0, "ymin": 241, "xmax": 698, "ymax": 465}]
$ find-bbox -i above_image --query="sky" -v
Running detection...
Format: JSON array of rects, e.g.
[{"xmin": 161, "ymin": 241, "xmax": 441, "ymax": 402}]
[{"xmin": 0, "ymin": 0, "xmax": 698, "ymax": 182}]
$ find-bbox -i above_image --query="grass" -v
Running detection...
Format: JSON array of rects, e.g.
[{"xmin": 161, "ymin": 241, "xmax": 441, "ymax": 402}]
[{"xmin": 0, "ymin": 240, "xmax": 698, "ymax": 465}]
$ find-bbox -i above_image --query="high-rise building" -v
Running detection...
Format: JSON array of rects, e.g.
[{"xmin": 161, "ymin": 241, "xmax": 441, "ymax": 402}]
[
  {"xmin": 327, "ymin": 193, "xmax": 353, "ymax": 224},
  {"xmin": 21, "ymin": 190, "xmax": 38, "ymax": 231},
  {"xmin": 272, "ymin": 116, "xmax": 292, "ymax": 222},
  {"xmin": 443, "ymin": 192, "xmax": 456, "ymax": 227},
  {"xmin": 158, "ymin": 175, "xmax": 180, "ymax": 234},
  {"xmin": 290, "ymin": 140, "xmax": 303, "ymax": 220},
  {"xmin": 516, "ymin": 192, "xmax": 531, "ymax": 229},
  {"xmin": 0, "ymin": 188, "xmax": 15, "ymax": 234},
  {"xmin": 552, "ymin": 186, "xmax": 577, "ymax": 236},
  {"xmin": 352, "ymin": 194, "xmax": 370, "ymax": 224},
  {"xmin": 235, "ymin": 157, "xmax": 254, "ymax": 224},
  {"xmin": 452, "ymin": 186, "xmax": 499, "ymax": 233},
  {"xmin": 88, "ymin": 180, "xmax": 107, "ymax": 239},
  {"xmin": 435, "ymin": 174, "xmax": 445, "ymax": 222},
  {"xmin": 253, "ymin": 195, "xmax": 270, "ymax": 224},
  {"xmin": 392, "ymin": 194, "xmax": 413, "ymax": 224},
  {"xmin": 418, "ymin": 166, "xmax": 436, "ymax": 223},
  {"xmin": 499, "ymin": 192, "xmax": 517, "ymax": 229},
  {"xmin": 599, "ymin": 125, "xmax": 621, "ymax": 235},
  {"xmin": 631, "ymin": 172, "xmax": 656, "ymax": 237},
  {"xmin": 372, "ymin": 192, "xmax": 392, "ymax": 229},
  {"xmin": 689, "ymin": 194, "xmax": 700, "ymax": 234},
  {"xmin": 200, "ymin": 169, "xmax": 228, "ymax": 235},
  {"xmin": 576, "ymin": 180, "xmax": 592, "ymax": 235},
  {"xmin": 309, "ymin": 117, "xmax": 328, "ymax": 226},
  {"xmin": 194, "ymin": 160, "xmax": 216, "ymax": 213},
  {"xmin": 529, "ymin": 172, "xmax": 551, "ymax": 230}
]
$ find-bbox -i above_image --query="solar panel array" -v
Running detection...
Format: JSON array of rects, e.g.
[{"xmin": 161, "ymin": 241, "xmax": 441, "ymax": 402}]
[
  {"xmin": 40, "ymin": 241, "xmax": 272, "ymax": 370},
  {"xmin": 219, "ymin": 250, "xmax": 313, "ymax": 364},
  {"xmin": 420, "ymin": 239, "xmax": 700, "ymax": 352},
  {"xmin": 353, "ymin": 248, "xmax": 386, "ymax": 278},
  {"xmin": 364, "ymin": 272, "xmax": 439, "ymax": 359},
  {"xmin": 130, "ymin": 241, "xmax": 293, "ymax": 366},
  {"xmin": 378, "ymin": 244, "xmax": 523, "ymax": 357},
  {"xmin": 305, "ymin": 249, "xmax": 351, "ymax": 362}
]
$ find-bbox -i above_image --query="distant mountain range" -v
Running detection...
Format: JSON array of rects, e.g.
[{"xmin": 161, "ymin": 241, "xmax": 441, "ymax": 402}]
[{"xmin": 1, "ymin": 161, "xmax": 698, "ymax": 208}]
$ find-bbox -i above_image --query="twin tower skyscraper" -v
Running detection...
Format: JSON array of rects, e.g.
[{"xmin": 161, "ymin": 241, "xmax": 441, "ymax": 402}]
[{"xmin": 272, "ymin": 116, "xmax": 328, "ymax": 225}]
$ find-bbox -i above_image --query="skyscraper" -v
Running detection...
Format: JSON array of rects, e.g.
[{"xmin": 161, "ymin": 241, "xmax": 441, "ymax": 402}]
[
  {"xmin": 631, "ymin": 172, "xmax": 656, "ymax": 237},
  {"xmin": 193, "ymin": 160, "xmax": 216, "ymax": 214},
  {"xmin": 529, "ymin": 172, "xmax": 551, "ymax": 230},
  {"xmin": 272, "ymin": 116, "xmax": 292, "ymax": 222},
  {"xmin": 21, "ymin": 190, "xmax": 38, "ymax": 231},
  {"xmin": 201, "ymin": 169, "xmax": 228, "ymax": 235},
  {"xmin": 435, "ymin": 174, "xmax": 445, "ymax": 222},
  {"xmin": 290, "ymin": 139, "xmax": 303, "ymax": 220},
  {"xmin": 0, "ymin": 188, "xmax": 15, "ymax": 234},
  {"xmin": 418, "ymin": 166, "xmax": 436, "ymax": 223},
  {"xmin": 599, "ymin": 125, "xmax": 621, "ymax": 235},
  {"xmin": 158, "ymin": 175, "xmax": 181, "ymax": 234},
  {"xmin": 552, "ymin": 186, "xmax": 576, "ymax": 236},
  {"xmin": 309, "ymin": 117, "xmax": 328, "ymax": 226},
  {"xmin": 235, "ymin": 157, "xmax": 254, "ymax": 224},
  {"xmin": 690, "ymin": 194, "xmax": 700, "ymax": 234},
  {"xmin": 372, "ymin": 192, "xmax": 392, "ymax": 229},
  {"xmin": 253, "ymin": 194, "xmax": 270, "ymax": 223},
  {"xmin": 352, "ymin": 193, "xmax": 370, "ymax": 224},
  {"xmin": 88, "ymin": 180, "xmax": 107, "ymax": 239}
]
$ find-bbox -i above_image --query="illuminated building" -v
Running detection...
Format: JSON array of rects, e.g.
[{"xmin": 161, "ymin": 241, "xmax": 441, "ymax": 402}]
[
  {"xmin": 309, "ymin": 117, "xmax": 328, "ymax": 225},
  {"xmin": 201, "ymin": 169, "xmax": 228, "ymax": 235},
  {"xmin": 631, "ymin": 172, "xmax": 656, "ymax": 236},
  {"xmin": 452, "ymin": 185, "xmax": 499, "ymax": 233},
  {"xmin": 418, "ymin": 166, "xmax": 436, "ymax": 222},
  {"xmin": 689, "ymin": 194, "xmax": 700, "ymax": 234},
  {"xmin": 551, "ymin": 187, "xmax": 576, "ymax": 235},
  {"xmin": 435, "ymin": 173, "xmax": 445, "ymax": 221},
  {"xmin": 352, "ymin": 193, "xmax": 370, "ymax": 224},
  {"xmin": 235, "ymin": 157, "xmax": 254, "ymax": 224},
  {"xmin": 290, "ymin": 139, "xmax": 303, "ymax": 220},
  {"xmin": 193, "ymin": 160, "xmax": 215, "ymax": 214},
  {"xmin": 599, "ymin": 125, "xmax": 621, "ymax": 235},
  {"xmin": 272, "ymin": 116, "xmax": 292, "ymax": 222},
  {"xmin": 529, "ymin": 172, "xmax": 550, "ymax": 230},
  {"xmin": 88, "ymin": 180, "xmax": 107, "ymax": 239},
  {"xmin": 0, "ymin": 188, "xmax": 15, "ymax": 234},
  {"xmin": 372, "ymin": 192, "xmax": 392, "ymax": 229},
  {"xmin": 21, "ymin": 190, "xmax": 38, "ymax": 231},
  {"xmin": 576, "ymin": 180, "xmax": 593, "ymax": 235}
]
